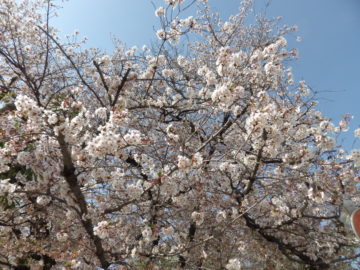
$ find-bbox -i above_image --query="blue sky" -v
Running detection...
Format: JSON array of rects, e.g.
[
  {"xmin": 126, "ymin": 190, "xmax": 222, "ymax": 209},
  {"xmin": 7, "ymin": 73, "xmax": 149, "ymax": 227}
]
[{"xmin": 53, "ymin": 0, "xmax": 360, "ymax": 148}]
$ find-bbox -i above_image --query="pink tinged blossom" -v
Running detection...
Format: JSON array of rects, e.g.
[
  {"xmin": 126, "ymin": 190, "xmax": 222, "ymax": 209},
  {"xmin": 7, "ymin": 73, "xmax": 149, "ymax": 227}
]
[
  {"xmin": 178, "ymin": 155, "xmax": 191, "ymax": 169},
  {"xmin": 0, "ymin": 179, "xmax": 16, "ymax": 194},
  {"xmin": 191, "ymin": 211, "xmax": 204, "ymax": 225},
  {"xmin": 124, "ymin": 129, "xmax": 143, "ymax": 144},
  {"xmin": 226, "ymin": 258, "xmax": 242, "ymax": 270},
  {"xmin": 156, "ymin": 29, "xmax": 167, "ymax": 40},
  {"xmin": 94, "ymin": 107, "xmax": 108, "ymax": 120},
  {"xmin": 142, "ymin": 226, "xmax": 152, "ymax": 241},
  {"xmin": 177, "ymin": 55, "xmax": 187, "ymax": 67},
  {"xmin": 205, "ymin": 70, "xmax": 216, "ymax": 86},
  {"xmin": 155, "ymin": 7, "xmax": 166, "ymax": 17},
  {"xmin": 339, "ymin": 120, "xmax": 348, "ymax": 130},
  {"xmin": 36, "ymin": 195, "xmax": 51, "ymax": 206},
  {"xmin": 47, "ymin": 114, "xmax": 58, "ymax": 125},
  {"xmin": 70, "ymin": 260, "xmax": 82, "ymax": 269},
  {"xmin": 320, "ymin": 120, "xmax": 335, "ymax": 134},
  {"xmin": 277, "ymin": 36, "xmax": 287, "ymax": 47},
  {"xmin": 165, "ymin": 0, "xmax": 185, "ymax": 8},
  {"xmin": 157, "ymin": 54, "xmax": 167, "ymax": 66},
  {"xmin": 216, "ymin": 211, "xmax": 227, "ymax": 222},
  {"xmin": 162, "ymin": 69, "xmax": 176, "ymax": 78},
  {"xmin": 354, "ymin": 128, "xmax": 360, "ymax": 138},
  {"xmin": 14, "ymin": 95, "xmax": 43, "ymax": 118},
  {"xmin": 161, "ymin": 226, "xmax": 174, "ymax": 236},
  {"xmin": 94, "ymin": 221, "xmax": 110, "ymax": 239},
  {"xmin": 192, "ymin": 152, "xmax": 203, "ymax": 167},
  {"xmin": 180, "ymin": 16, "xmax": 196, "ymax": 28},
  {"xmin": 165, "ymin": 0, "xmax": 175, "ymax": 5},
  {"xmin": 307, "ymin": 187, "xmax": 326, "ymax": 203}
]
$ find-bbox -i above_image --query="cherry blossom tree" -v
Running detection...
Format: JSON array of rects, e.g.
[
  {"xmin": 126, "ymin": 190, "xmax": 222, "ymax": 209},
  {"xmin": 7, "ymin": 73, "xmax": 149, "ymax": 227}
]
[{"xmin": 1, "ymin": 0, "xmax": 360, "ymax": 269}]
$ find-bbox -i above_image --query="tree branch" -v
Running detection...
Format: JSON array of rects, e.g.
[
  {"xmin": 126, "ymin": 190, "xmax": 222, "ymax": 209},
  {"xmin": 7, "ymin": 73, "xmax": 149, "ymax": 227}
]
[
  {"xmin": 111, "ymin": 68, "xmax": 130, "ymax": 107},
  {"xmin": 57, "ymin": 132, "xmax": 109, "ymax": 268},
  {"xmin": 37, "ymin": 26, "xmax": 106, "ymax": 108}
]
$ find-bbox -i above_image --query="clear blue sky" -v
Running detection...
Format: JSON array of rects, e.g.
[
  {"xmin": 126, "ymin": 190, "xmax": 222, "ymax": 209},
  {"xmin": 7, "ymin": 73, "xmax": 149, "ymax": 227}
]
[{"xmin": 53, "ymin": 0, "xmax": 360, "ymax": 149}]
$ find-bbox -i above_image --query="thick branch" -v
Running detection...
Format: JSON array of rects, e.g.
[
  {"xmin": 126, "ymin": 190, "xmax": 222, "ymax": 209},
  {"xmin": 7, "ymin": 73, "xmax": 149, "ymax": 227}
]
[
  {"xmin": 93, "ymin": 60, "xmax": 112, "ymax": 104},
  {"xmin": 243, "ymin": 213, "xmax": 329, "ymax": 269},
  {"xmin": 196, "ymin": 105, "xmax": 248, "ymax": 153},
  {"xmin": 57, "ymin": 133, "xmax": 109, "ymax": 268},
  {"xmin": 112, "ymin": 68, "xmax": 130, "ymax": 107},
  {"xmin": 242, "ymin": 129, "xmax": 267, "ymax": 195}
]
